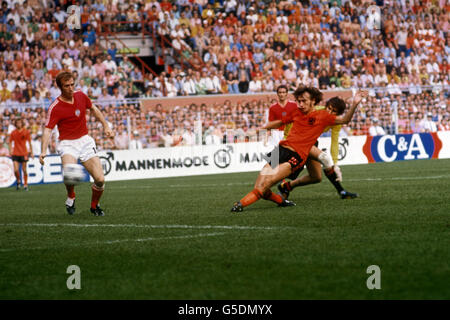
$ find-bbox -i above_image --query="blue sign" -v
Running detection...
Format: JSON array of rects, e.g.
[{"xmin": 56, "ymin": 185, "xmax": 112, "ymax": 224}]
[{"xmin": 363, "ymin": 133, "xmax": 442, "ymax": 163}]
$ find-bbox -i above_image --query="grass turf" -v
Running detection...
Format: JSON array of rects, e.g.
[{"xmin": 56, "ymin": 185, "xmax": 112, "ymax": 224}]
[{"xmin": 0, "ymin": 158, "xmax": 449, "ymax": 299}]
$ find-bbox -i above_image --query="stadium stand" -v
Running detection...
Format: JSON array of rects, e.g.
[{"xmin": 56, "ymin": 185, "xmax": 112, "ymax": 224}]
[{"xmin": 0, "ymin": 0, "xmax": 448, "ymax": 151}]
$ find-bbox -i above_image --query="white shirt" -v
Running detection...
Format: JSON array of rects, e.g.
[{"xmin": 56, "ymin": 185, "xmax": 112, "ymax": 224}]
[
  {"xmin": 369, "ymin": 125, "xmax": 386, "ymax": 136},
  {"xmin": 248, "ymin": 80, "xmax": 262, "ymax": 93},
  {"xmin": 423, "ymin": 120, "xmax": 437, "ymax": 132},
  {"xmin": 183, "ymin": 78, "xmax": 197, "ymax": 95},
  {"xmin": 200, "ymin": 76, "xmax": 215, "ymax": 92},
  {"xmin": 103, "ymin": 59, "xmax": 117, "ymax": 73},
  {"xmin": 182, "ymin": 130, "xmax": 195, "ymax": 146},
  {"xmin": 129, "ymin": 138, "xmax": 143, "ymax": 149}
]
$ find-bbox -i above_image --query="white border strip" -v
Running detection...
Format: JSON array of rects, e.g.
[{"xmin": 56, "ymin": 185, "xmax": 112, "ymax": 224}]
[{"xmin": 0, "ymin": 223, "xmax": 294, "ymax": 231}]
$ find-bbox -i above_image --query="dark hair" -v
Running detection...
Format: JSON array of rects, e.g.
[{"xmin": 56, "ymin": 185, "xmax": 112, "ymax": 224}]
[
  {"xmin": 14, "ymin": 118, "xmax": 23, "ymax": 126},
  {"xmin": 293, "ymin": 86, "xmax": 323, "ymax": 104},
  {"xmin": 326, "ymin": 97, "xmax": 346, "ymax": 115},
  {"xmin": 276, "ymin": 85, "xmax": 288, "ymax": 93}
]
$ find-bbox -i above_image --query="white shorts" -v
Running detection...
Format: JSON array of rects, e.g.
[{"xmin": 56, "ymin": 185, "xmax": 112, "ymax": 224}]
[{"xmin": 57, "ymin": 135, "xmax": 98, "ymax": 162}]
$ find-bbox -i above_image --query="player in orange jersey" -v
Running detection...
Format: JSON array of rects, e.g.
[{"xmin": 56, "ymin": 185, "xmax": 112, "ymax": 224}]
[
  {"xmin": 9, "ymin": 118, "xmax": 33, "ymax": 190},
  {"xmin": 231, "ymin": 87, "xmax": 367, "ymax": 212}
]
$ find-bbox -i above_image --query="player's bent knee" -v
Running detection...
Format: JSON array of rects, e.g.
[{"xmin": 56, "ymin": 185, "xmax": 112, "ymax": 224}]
[
  {"xmin": 310, "ymin": 172, "xmax": 322, "ymax": 183},
  {"xmin": 92, "ymin": 175, "xmax": 105, "ymax": 187},
  {"xmin": 311, "ymin": 177, "xmax": 322, "ymax": 184},
  {"xmin": 318, "ymin": 152, "xmax": 333, "ymax": 169}
]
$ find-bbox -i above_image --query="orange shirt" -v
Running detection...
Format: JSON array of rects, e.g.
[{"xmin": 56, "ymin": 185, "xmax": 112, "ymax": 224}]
[
  {"xmin": 280, "ymin": 108, "xmax": 336, "ymax": 163},
  {"xmin": 10, "ymin": 128, "xmax": 31, "ymax": 156}
]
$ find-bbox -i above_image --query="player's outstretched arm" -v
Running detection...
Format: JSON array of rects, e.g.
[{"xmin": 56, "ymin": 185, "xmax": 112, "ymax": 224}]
[
  {"xmin": 334, "ymin": 90, "xmax": 368, "ymax": 125},
  {"xmin": 262, "ymin": 120, "xmax": 284, "ymax": 130},
  {"xmin": 39, "ymin": 128, "xmax": 52, "ymax": 165},
  {"xmin": 91, "ymin": 104, "xmax": 115, "ymax": 138}
]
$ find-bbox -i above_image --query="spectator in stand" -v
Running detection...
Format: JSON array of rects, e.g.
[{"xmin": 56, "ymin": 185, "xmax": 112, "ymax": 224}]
[
  {"xmin": 114, "ymin": 123, "xmax": 129, "ymax": 150},
  {"xmin": 226, "ymin": 72, "xmax": 239, "ymax": 94},
  {"xmin": 0, "ymin": 138, "xmax": 10, "ymax": 156},
  {"xmin": 82, "ymin": 24, "xmax": 96, "ymax": 46},
  {"xmin": 369, "ymin": 119, "xmax": 387, "ymax": 136}
]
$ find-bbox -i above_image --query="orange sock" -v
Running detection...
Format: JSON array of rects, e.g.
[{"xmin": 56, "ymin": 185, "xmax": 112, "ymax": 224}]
[
  {"xmin": 23, "ymin": 174, "xmax": 28, "ymax": 186},
  {"xmin": 65, "ymin": 184, "xmax": 75, "ymax": 199},
  {"xmin": 262, "ymin": 190, "xmax": 283, "ymax": 205},
  {"xmin": 240, "ymin": 189, "xmax": 262, "ymax": 207},
  {"xmin": 91, "ymin": 184, "xmax": 104, "ymax": 209}
]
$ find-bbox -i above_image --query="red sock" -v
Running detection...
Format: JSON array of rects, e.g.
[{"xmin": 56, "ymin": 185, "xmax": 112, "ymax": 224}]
[
  {"xmin": 91, "ymin": 184, "xmax": 104, "ymax": 209},
  {"xmin": 240, "ymin": 189, "xmax": 262, "ymax": 207},
  {"xmin": 262, "ymin": 190, "xmax": 283, "ymax": 205},
  {"xmin": 65, "ymin": 184, "xmax": 75, "ymax": 199}
]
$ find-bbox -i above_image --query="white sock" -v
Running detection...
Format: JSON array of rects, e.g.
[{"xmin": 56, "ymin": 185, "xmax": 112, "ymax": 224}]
[{"xmin": 65, "ymin": 197, "xmax": 75, "ymax": 206}]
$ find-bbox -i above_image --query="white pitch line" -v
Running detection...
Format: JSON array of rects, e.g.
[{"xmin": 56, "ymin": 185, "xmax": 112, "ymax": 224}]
[
  {"xmin": 103, "ymin": 232, "xmax": 225, "ymax": 244},
  {"xmin": 0, "ymin": 223, "xmax": 293, "ymax": 231},
  {"xmin": 0, "ymin": 232, "xmax": 226, "ymax": 252}
]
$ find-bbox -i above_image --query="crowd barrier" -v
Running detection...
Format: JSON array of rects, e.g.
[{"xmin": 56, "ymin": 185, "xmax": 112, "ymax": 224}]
[{"xmin": 0, "ymin": 131, "xmax": 449, "ymax": 188}]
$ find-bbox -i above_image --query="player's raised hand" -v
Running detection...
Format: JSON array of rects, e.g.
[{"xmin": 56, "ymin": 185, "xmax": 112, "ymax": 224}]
[
  {"xmin": 353, "ymin": 90, "xmax": 369, "ymax": 105},
  {"xmin": 104, "ymin": 126, "xmax": 115, "ymax": 138}
]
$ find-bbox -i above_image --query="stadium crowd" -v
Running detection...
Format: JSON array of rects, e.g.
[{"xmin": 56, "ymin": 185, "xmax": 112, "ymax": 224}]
[{"xmin": 0, "ymin": 0, "xmax": 449, "ymax": 151}]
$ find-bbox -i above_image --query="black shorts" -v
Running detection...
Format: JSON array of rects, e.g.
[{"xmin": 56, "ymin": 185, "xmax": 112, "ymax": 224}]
[
  {"xmin": 11, "ymin": 155, "xmax": 28, "ymax": 162},
  {"xmin": 266, "ymin": 145, "xmax": 304, "ymax": 180}
]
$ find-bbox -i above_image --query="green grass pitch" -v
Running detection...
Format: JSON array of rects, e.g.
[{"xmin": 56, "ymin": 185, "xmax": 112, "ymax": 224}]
[{"xmin": 0, "ymin": 159, "xmax": 449, "ymax": 299}]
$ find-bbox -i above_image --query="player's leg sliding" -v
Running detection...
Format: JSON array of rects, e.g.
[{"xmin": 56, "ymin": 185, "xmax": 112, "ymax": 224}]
[
  {"xmin": 262, "ymin": 189, "xmax": 284, "ymax": 205},
  {"xmin": 277, "ymin": 180, "xmax": 293, "ymax": 200},
  {"xmin": 262, "ymin": 189, "xmax": 295, "ymax": 207},
  {"xmin": 90, "ymin": 183, "xmax": 105, "ymax": 216},
  {"xmin": 231, "ymin": 189, "xmax": 261, "ymax": 212},
  {"xmin": 231, "ymin": 188, "xmax": 295, "ymax": 212},
  {"xmin": 279, "ymin": 151, "xmax": 358, "ymax": 199},
  {"xmin": 318, "ymin": 152, "xmax": 358, "ymax": 199},
  {"xmin": 65, "ymin": 184, "xmax": 76, "ymax": 215}
]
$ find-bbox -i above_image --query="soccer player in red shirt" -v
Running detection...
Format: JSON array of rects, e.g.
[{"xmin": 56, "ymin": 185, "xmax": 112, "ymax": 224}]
[
  {"xmin": 9, "ymin": 118, "xmax": 33, "ymax": 190},
  {"xmin": 266, "ymin": 85, "xmax": 298, "ymax": 146},
  {"xmin": 39, "ymin": 72, "xmax": 114, "ymax": 216},
  {"xmin": 231, "ymin": 87, "xmax": 367, "ymax": 212}
]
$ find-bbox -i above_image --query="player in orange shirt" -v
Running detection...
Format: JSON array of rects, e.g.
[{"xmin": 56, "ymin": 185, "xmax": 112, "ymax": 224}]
[
  {"xmin": 231, "ymin": 87, "xmax": 366, "ymax": 212},
  {"xmin": 9, "ymin": 118, "xmax": 33, "ymax": 190}
]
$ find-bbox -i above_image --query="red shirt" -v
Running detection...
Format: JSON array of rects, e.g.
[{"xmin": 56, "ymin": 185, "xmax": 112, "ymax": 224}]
[
  {"xmin": 10, "ymin": 128, "xmax": 31, "ymax": 156},
  {"xmin": 45, "ymin": 91, "xmax": 92, "ymax": 140},
  {"xmin": 269, "ymin": 100, "xmax": 298, "ymax": 131},
  {"xmin": 280, "ymin": 108, "xmax": 336, "ymax": 163}
]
